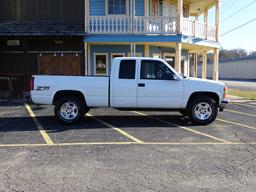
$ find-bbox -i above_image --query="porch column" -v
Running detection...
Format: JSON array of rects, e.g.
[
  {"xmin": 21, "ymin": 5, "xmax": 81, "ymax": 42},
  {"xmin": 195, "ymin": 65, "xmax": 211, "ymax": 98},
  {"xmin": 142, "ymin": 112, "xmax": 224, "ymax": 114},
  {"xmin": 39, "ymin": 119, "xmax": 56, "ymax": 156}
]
[
  {"xmin": 204, "ymin": 9, "xmax": 208, "ymax": 40},
  {"xmin": 215, "ymin": 0, "xmax": 221, "ymax": 42},
  {"xmin": 144, "ymin": 44, "xmax": 149, "ymax": 57},
  {"xmin": 84, "ymin": 43, "xmax": 88, "ymax": 75},
  {"xmin": 193, "ymin": 52, "xmax": 198, "ymax": 78},
  {"xmin": 201, "ymin": 50, "xmax": 207, "ymax": 79},
  {"xmin": 175, "ymin": 42, "xmax": 182, "ymax": 73},
  {"xmin": 85, "ymin": 0, "xmax": 88, "ymax": 33},
  {"xmin": 177, "ymin": 0, "xmax": 183, "ymax": 34},
  {"xmin": 130, "ymin": 43, "xmax": 136, "ymax": 57},
  {"xmin": 213, "ymin": 48, "xmax": 219, "ymax": 80},
  {"xmin": 144, "ymin": 0, "xmax": 149, "ymax": 16}
]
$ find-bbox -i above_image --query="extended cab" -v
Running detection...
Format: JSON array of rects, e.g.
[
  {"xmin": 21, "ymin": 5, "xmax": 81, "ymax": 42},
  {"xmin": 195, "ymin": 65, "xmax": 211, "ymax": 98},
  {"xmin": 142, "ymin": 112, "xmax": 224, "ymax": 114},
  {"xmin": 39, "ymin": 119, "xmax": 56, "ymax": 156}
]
[{"xmin": 30, "ymin": 57, "xmax": 229, "ymax": 125}]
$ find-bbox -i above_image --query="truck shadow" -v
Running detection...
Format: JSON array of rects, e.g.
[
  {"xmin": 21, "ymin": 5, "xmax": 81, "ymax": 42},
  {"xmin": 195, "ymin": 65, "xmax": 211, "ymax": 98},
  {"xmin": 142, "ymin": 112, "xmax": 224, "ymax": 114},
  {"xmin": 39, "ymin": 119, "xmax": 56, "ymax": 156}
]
[{"xmin": 0, "ymin": 114, "xmax": 195, "ymax": 133}]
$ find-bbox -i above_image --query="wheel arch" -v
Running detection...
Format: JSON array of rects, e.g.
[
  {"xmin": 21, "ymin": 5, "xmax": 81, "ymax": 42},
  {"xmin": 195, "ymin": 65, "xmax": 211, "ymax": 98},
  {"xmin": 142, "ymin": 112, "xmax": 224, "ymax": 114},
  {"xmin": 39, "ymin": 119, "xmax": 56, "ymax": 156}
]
[
  {"xmin": 186, "ymin": 92, "xmax": 220, "ymax": 108},
  {"xmin": 52, "ymin": 90, "xmax": 87, "ymax": 106}
]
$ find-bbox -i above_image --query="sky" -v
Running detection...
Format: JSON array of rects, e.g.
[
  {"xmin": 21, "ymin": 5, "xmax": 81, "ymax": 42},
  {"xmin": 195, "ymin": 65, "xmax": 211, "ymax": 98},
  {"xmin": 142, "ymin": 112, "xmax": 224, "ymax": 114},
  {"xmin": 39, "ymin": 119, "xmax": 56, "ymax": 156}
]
[{"xmin": 207, "ymin": 0, "xmax": 256, "ymax": 52}]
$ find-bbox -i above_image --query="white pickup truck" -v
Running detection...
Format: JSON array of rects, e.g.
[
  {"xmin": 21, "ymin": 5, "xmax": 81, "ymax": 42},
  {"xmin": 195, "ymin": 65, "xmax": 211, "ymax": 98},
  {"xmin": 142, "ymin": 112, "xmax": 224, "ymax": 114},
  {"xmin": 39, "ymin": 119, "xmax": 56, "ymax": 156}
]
[{"xmin": 30, "ymin": 57, "xmax": 229, "ymax": 125}]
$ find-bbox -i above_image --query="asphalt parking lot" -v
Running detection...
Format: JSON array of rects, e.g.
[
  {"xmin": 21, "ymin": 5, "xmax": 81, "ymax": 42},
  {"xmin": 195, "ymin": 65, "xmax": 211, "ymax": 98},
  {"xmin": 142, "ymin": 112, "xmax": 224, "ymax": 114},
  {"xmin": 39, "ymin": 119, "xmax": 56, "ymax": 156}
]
[{"xmin": 0, "ymin": 100, "xmax": 256, "ymax": 191}]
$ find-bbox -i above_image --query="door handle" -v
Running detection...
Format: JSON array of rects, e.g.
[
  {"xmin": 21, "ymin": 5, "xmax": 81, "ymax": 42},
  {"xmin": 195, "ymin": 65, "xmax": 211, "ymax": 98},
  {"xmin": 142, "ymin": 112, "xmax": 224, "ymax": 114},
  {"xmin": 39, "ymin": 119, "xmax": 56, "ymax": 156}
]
[{"xmin": 138, "ymin": 83, "xmax": 145, "ymax": 87}]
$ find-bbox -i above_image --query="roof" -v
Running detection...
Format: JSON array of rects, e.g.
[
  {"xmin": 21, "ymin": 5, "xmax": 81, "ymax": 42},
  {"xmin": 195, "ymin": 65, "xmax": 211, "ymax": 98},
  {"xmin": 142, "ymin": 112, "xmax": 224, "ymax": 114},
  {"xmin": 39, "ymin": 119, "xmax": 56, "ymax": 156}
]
[
  {"xmin": 220, "ymin": 55, "xmax": 256, "ymax": 63},
  {"xmin": 0, "ymin": 21, "xmax": 85, "ymax": 36}
]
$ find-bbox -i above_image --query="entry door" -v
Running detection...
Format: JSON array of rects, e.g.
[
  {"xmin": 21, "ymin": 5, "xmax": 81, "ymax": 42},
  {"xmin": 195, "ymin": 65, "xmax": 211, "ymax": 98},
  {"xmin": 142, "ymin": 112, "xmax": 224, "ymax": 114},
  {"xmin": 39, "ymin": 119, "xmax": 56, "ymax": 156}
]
[{"xmin": 137, "ymin": 60, "xmax": 183, "ymax": 108}]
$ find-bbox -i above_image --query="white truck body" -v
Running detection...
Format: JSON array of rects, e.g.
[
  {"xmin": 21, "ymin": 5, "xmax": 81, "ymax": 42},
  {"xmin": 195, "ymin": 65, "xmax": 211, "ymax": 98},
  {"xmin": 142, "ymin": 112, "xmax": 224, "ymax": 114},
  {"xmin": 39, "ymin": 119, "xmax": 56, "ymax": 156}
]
[{"xmin": 31, "ymin": 57, "xmax": 229, "ymax": 125}]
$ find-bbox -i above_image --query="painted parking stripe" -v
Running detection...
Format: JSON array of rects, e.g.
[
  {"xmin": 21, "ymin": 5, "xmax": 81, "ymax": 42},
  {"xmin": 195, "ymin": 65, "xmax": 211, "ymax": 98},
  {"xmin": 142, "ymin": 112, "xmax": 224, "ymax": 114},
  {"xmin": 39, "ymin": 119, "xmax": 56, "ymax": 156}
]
[
  {"xmin": 133, "ymin": 111, "xmax": 232, "ymax": 144},
  {"xmin": 25, "ymin": 104, "xmax": 54, "ymax": 145},
  {"xmin": 225, "ymin": 109, "xmax": 256, "ymax": 117},
  {"xmin": 217, "ymin": 118, "xmax": 256, "ymax": 130},
  {"xmin": 87, "ymin": 114, "xmax": 144, "ymax": 143},
  {"xmin": 233, "ymin": 103, "xmax": 256, "ymax": 108},
  {"xmin": 0, "ymin": 106, "xmax": 20, "ymax": 116},
  {"xmin": 0, "ymin": 142, "xmax": 256, "ymax": 148}
]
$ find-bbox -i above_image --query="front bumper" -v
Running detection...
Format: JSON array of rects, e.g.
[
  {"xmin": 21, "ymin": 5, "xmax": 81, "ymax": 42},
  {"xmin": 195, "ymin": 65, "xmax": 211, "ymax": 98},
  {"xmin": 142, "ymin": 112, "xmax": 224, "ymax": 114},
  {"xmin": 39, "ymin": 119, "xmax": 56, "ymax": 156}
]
[{"xmin": 219, "ymin": 99, "xmax": 229, "ymax": 111}]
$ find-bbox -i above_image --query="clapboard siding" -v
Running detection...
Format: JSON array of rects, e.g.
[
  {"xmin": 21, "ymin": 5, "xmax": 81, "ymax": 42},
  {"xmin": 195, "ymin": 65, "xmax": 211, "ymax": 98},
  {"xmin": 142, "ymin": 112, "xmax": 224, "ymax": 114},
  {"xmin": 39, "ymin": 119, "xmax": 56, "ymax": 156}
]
[{"xmin": 0, "ymin": 0, "xmax": 84, "ymax": 22}]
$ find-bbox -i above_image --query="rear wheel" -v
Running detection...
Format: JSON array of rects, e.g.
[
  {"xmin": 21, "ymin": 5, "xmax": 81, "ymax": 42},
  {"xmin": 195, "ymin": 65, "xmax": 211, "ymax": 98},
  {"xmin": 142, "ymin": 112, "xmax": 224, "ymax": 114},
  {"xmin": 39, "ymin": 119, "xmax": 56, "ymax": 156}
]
[
  {"xmin": 54, "ymin": 97, "xmax": 87, "ymax": 125},
  {"xmin": 187, "ymin": 96, "xmax": 218, "ymax": 125}
]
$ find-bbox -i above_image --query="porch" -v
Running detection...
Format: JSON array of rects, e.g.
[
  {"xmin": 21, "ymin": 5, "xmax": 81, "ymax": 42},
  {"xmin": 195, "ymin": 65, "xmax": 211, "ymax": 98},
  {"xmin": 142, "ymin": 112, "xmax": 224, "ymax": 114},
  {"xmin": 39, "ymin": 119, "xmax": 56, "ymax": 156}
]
[{"xmin": 87, "ymin": 16, "xmax": 217, "ymax": 41}]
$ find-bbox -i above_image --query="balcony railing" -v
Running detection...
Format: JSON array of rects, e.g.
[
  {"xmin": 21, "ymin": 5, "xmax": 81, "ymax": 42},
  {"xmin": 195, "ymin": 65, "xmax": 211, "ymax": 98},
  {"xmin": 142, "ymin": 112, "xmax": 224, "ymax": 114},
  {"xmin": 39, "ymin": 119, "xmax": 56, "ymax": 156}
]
[{"xmin": 87, "ymin": 16, "xmax": 217, "ymax": 41}]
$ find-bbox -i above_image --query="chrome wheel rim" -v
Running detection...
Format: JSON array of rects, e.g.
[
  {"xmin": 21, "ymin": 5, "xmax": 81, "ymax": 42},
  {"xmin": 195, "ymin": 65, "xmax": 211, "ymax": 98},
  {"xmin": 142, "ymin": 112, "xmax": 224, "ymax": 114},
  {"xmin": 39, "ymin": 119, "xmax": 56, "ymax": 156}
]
[
  {"xmin": 60, "ymin": 101, "xmax": 79, "ymax": 121},
  {"xmin": 194, "ymin": 102, "xmax": 212, "ymax": 121}
]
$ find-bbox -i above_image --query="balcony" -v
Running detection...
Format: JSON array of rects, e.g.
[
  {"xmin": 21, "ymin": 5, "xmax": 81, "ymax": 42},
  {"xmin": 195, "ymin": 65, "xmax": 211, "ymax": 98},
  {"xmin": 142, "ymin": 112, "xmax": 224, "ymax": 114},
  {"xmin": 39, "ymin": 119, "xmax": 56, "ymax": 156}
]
[{"xmin": 87, "ymin": 16, "xmax": 217, "ymax": 41}]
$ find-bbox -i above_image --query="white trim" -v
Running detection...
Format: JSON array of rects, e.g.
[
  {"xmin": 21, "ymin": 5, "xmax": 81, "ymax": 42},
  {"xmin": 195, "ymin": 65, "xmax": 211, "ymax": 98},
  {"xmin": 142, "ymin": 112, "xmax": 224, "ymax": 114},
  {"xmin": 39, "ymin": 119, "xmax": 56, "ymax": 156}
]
[
  {"xmin": 94, "ymin": 53, "xmax": 109, "ymax": 76},
  {"xmin": 88, "ymin": 44, "xmax": 91, "ymax": 75}
]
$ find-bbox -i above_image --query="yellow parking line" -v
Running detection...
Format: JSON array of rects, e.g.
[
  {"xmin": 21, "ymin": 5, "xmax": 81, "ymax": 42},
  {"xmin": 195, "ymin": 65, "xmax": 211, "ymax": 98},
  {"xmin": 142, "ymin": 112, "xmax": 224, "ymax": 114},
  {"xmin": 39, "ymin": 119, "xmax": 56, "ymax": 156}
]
[
  {"xmin": 226, "ymin": 109, "xmax": 256, "ymax": 117},
  {"xmin": 25, "ymin": 104, "xmax": 54, "ymax": 145},
  {"xmin": 217, "ymin": 118, "xmax": 256, "ymax": 130},
  {"xmin": 87, "ymin": 114, "xmax": 144, "ymax": 143},
  {"xmin": 133, "ymin": 111, "xmax": 232, "ymax": 144},
  {"xmin": 0, "ymin": 141, "xmax": 256, "ymax": 148}
]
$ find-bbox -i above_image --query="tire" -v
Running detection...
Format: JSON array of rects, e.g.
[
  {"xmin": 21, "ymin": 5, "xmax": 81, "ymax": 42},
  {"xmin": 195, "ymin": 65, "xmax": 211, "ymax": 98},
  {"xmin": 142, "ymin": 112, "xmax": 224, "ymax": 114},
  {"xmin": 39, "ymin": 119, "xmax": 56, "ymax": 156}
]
[
  {"xmin": 187, "ymin": 96, "xmax": 218, "ymax": 125},
  {"xmin": 179, "ymin": 109, "xmax": 189, "ymax": 116},
  {"xmin": 54, "ymin": 97, "xmax": 86, "ymax": 125}
]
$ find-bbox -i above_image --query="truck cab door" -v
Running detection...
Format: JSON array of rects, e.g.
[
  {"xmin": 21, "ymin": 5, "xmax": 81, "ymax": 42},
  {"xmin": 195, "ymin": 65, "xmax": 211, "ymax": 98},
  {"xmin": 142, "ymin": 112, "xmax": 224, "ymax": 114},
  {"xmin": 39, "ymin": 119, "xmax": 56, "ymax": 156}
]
[
  {"xmin": 112, "ymin": 59, "xmax": 138, "ymax": 108},
  {"xmin": 137, "ymin": 59, "xmax": 183, "ymax": 108}
]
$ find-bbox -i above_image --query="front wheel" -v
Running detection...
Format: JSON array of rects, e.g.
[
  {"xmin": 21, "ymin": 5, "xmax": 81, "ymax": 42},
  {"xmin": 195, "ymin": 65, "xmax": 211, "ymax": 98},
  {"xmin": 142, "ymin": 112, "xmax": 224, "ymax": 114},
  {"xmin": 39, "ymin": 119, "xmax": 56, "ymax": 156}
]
[
  {"xmin": 54, "ymin": 97, "xmax": 86, "ymax": 125},
  {"xmin": 187, "ymin": 96, "xmax": 218, "ymax": 125}
]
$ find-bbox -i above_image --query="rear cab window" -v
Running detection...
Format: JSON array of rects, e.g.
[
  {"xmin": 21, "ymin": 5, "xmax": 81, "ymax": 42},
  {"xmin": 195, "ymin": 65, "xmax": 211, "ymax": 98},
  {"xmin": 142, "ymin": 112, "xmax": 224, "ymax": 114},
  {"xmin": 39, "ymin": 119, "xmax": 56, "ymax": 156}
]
[{"xmin": 119, "ymin": 60, "xmax": 136, "ymax": 79}]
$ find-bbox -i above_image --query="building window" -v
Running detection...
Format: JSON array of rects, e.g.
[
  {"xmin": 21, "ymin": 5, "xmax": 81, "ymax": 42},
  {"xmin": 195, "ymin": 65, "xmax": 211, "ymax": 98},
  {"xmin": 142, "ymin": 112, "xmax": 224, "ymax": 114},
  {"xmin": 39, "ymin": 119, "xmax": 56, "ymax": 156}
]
[
  {"xmin": 94, "ymin": 53, "xmax": 108, "ymax": 75},
  {"xmin": 119, "ymin": 60, "xmax": 136, "ymax": 79},
  {"xmin": 127, "ymin": 52, "xmax": 142, "ymax": 57},
  {"xmin": 152, "ymin": 53, "xmax": 162, "ymax": 58},
  {"xmin": 108, "ymin": 0, "xmax": 126, "ymax": 14},
  {"xmin": 111, "ymin": 53, "xmax": 125, "ymax": 60},
  {"xmin": 164, "ymin": 53, "xmax": 175, "ymax": 68}
]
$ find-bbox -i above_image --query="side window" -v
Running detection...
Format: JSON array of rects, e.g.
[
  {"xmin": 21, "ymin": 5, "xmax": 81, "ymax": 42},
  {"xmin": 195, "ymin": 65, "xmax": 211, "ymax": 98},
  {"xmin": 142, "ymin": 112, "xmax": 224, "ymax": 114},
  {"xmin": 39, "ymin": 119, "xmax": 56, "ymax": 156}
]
[
  {"xmin": 119, "ymin": 60, "xmax": 136, "ymax": 79},
  {"xmin": 140, "ymin": 60, "xmax": 174, "ymax": 80}
]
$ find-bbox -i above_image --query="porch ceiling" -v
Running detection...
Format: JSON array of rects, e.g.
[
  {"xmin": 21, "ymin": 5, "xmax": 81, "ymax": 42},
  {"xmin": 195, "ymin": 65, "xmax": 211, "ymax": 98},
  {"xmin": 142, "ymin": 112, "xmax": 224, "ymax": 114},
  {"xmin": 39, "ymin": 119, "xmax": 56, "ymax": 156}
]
[{"xmin": 186, "ymin": 0, "xmax": 216, "ymax": 16}]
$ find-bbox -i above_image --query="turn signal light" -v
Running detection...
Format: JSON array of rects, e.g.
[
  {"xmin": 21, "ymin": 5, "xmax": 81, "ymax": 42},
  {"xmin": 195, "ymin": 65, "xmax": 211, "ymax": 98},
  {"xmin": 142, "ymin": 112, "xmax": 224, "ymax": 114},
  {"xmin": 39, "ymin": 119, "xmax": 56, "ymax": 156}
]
[{"xmin": 224, "ymin": 86, "xmax": 228, "ymax": 99}]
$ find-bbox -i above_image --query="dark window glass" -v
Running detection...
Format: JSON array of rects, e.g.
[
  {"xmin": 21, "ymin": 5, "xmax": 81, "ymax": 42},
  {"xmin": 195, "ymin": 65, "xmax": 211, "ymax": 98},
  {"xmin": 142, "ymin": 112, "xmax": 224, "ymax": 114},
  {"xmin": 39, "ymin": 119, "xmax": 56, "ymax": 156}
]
[
  {"xmin": 119, "ymin": 60, "xmax": 136, "ymax": 79},
  {"xmin": 109, "ymin": 0, "xmax": 126, "ymax": 14},
  {"xmin": 140, "ymin": 60, "xmax": 174, "ymax": 80}
]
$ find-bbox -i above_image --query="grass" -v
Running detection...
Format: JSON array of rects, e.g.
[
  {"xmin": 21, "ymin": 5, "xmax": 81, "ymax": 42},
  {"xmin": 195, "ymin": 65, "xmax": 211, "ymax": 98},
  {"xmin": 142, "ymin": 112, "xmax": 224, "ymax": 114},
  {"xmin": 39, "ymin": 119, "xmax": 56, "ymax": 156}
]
[{"xmin": 228, "ymin": 89, "xmax": 256, "ymax": 100}]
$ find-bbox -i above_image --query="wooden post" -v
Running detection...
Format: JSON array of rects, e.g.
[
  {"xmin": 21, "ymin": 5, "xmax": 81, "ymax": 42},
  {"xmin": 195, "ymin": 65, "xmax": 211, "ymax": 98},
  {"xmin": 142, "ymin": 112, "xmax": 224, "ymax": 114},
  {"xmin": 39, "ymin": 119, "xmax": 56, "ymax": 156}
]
[
  {"xmin": 215, "ymin": 0, "xmax": 221, "ymax": 42},
  {"xmin": 204, "ymin": 9, "xmax": 208, "ymax": 40},
  {"xmin": 177, "ymin": 0, "xmax": 183, "ymax": 34},
  {"xmin": 202, "ymin": 50, "xmax": 207, "ymax": 79},
  {"xmin": 213, "ymin": 48, "xmax": 219, "ymax": 81},
  {"xmin": 144, "ymin": 44, "xmax": 149, "ymax": 57},
  {"xmin": 175, "ymin": 42, "xmax": 182, "ymax": 73}
]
